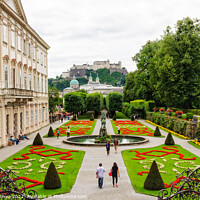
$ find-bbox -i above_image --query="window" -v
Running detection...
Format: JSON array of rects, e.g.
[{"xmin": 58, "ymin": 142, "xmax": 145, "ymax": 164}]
[
  {"xmin": 39, "ymin": 109, "xmax": 41, "ymax": 122},
  {"xmin": 5, "ymin": 66, "xmax": 8, "ymax": 88},
  {"xmin": 37, "ymin": 50, "xmax": 39, "ymax": 63},
  {"xmin": 41, "ymin": 77, "xmax": 43, "ymax": 93},
  {"xmin": 23, "ymin": 39, "xmax": 26, "ymax": 54},
  {"xmin": 28, "ymin": 43, "xmax": 31, "ymax": 57},
  {"xmin": 18, "ymin": 35, "xmax": 21, "ymax": 51},
  {"xmin": 11, "ymin": 30, "xmax": 15, "ymax": 47},
  {"xmin": 26, "ymin": 111, "xmax": 29, "ymax": 127},
  {"xmin": 33, "ymin": 46, "xmax": 35, "ymax": 60},
  {"xmin": 24, "ymin": 72, "xmax": 27, "ymax": 90},
  {"xmin": 6, "ymin": 114, "xmax": 9, "ymax": 135},
  {"xmin": 34, "ymin": 76, "xmax": 36, "ymax": 91},
  {"xmin": 31, "ymin": 110, "xmax": 33, "ymax": 126},
  {"xmin": 19, "ymin": 69, "xmax": 22, "ymax": 89},
  {"xmin": 46, "ymin": 108, "xmax": 47, "ymax": 121},
  {"xmin": 20, "ymin": 112, "xmax": 23, "ymax": 130},
  {"xmin": 38, "ymin": 77, "xmax": 40, "ymax": 92},
  {"xmin": 3, "ymin": 25, "xmax": 8, "ymax": 42},
  {"xmin": 35, "ymin": 109, "xmax": 37, "ymax": 124},
  {"xmin": 29, "ymin": 74, "xmax": 32, "ymax": 90},
  {"xmin": 44, "ymin": 55, "xmax": 46, "ymax": 67},
  {"xmin": 42, "ymin": 107, "xmax": 44, "ymax": 122},
  {"xmin": 41, "ymin": 53, "xmax": 43, "ymax": 65}
]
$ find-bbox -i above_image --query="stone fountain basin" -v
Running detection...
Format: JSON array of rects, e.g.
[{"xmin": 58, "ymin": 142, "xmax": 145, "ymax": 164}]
[{"xmin": 63, "ymin": 135, "xmax": 149, "ymax": 146}]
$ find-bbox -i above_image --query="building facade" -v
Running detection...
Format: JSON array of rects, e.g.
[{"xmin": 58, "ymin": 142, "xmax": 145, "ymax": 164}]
[{"xmin": 0, "ymin": 0, "xmax": 50, "ymax": 147}]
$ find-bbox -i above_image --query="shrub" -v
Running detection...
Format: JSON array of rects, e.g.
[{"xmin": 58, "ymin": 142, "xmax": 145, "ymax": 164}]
[
  {"xmin": 154, "ymin": 126, "xmax": 161, "ymax": 136},
  {"xmin": 90, "ymin": 115, "xmax": 94, "ymax": 121},
  {"xmin": 44, "ymin": 162, "xmax": 61, "ymax": 189},
  {"xmin": 33, "ymin": 133, "xmax": 43, "ymax": 145},
  {"xmin": 165, "ymin": 132, "xmax": 175, "ymax": 145},
  {"xmin": 144, "ymin": 161, "xmax": 165, "ymax": 190},
  {"xmin": 186, "ymin": 113, "xmax": 194, "ymax": 120},
  {"xmin": 48, "ymin": 126, "xmax": 54, "ymax": 137}
]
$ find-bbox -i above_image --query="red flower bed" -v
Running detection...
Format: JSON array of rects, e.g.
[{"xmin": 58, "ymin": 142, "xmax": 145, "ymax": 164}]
[
  {"xmin": 121, "ymin": 128, "xmax": 153, "ymax": 136},
  {"xmin": 14, "ymin": 146, "xmax": 79, "ymax": 160},
  {"xmin": 114, "ymin": 121, "xmax": 143, "ymax": 126},
  {"xmin": 130, "ymin": 146, "xmax": 196, "ymax": 160}
]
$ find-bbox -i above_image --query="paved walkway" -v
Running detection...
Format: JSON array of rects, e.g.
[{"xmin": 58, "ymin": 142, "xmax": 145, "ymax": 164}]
[{"xmin": 1, "ymin": 118, "xmax": 199, "ymax": 200}]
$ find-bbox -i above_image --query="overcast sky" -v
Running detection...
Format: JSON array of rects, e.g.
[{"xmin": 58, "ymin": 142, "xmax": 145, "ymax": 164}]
[{"xmin": 21, "ymin": 0, "xmax": 200, "ymax": 78}]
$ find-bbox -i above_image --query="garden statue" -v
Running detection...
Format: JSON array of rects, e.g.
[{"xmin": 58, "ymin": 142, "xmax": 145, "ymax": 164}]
[{"xmin": 98, "ymin": 112, "xmax": 107, "ymax": 138}]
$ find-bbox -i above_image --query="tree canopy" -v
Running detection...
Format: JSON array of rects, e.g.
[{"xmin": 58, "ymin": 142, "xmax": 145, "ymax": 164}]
[{"xmin": 125, "ymin": 17, "xmax": 200, "ymax": 108}]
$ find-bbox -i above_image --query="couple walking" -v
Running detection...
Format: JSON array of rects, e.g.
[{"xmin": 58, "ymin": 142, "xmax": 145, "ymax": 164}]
[
  {"xmin": 96, "ymin": 162, "xmax": 120, "ymax": 189},
  {"xmin": 106, "ymin": 138, "xmax": 119, "ymax": 155}
]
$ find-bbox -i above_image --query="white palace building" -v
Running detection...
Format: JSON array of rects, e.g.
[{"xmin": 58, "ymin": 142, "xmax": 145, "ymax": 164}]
[{"xmin": 0, "ymin": 0, "xmax": 50, "ymax": 147}]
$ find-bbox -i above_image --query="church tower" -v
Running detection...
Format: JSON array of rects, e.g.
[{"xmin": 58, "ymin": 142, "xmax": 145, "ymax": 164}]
[
  {"xmin": 89, "ymin": 73, "xmax": 93, "ymax": 83},
  {"xmin": 96, "ymin": 74, "xmax": 99, "ymax": 83}
]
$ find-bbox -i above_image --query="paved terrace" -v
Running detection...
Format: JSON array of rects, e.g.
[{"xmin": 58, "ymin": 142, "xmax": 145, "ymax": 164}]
[{"xmin": 0, "ymin": 118, "xmax": 199, "ymax": 200}]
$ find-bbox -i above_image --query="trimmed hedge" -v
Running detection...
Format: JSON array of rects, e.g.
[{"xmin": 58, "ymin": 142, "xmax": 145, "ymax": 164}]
[
  {"xmin": 48, "ymin": 126, "xmax": 54, "ymax": 137},
  {"xmin": 146, "ymin": 112, "xmax": 198, "ymax": 138},
  {"xmin": 154, "ymin": 126, "xmax": 161, "ymax": 136},
  {"xmin": 33, "ymin": 133, "xmax": 43, "ymax": 145},
  {"xmin": 165, "ymin": 132, "xmax": 175, "ymax": 145}
]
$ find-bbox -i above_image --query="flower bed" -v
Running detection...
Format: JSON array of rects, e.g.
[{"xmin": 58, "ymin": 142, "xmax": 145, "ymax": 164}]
[
  {"xmin": 44, "ymin": 120, "xmax": 96, "ymax": 137},
  {"xmin": 0, "ymin": 145, "xmax": 85, "ymax": 198},
  {"xmin": 122, "ymin": 144, "xmax": 200, "ymax": 197},
  {"xmin": 111, "ymin": 120, "xmax": 157, "ymax": 137},
  {"xmin": 188, "ymin": 140, "xmax": 200, "ymax": 149},
  {"xmin": 145, "ymin": 120, "xmax": 190, "ymax": 139}
]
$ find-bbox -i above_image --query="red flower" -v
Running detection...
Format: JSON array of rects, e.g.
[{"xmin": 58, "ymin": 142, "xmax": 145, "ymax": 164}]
[
  {"xmin": 176, "ymin": 111, "xmax": 183, "ymax": 115},
  {"xmin": 153, "ymin": 108, "xmax": 158, "ymax": 111},
  {"xmin": 159, "ymin": 108, "xmax": 164, "ymax": 111}
]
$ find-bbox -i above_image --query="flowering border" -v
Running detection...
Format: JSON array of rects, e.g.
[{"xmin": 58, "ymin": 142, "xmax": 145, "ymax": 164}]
[{"xmin": 145, "ymin": 120, "xmax": 190, "ymax": 139}]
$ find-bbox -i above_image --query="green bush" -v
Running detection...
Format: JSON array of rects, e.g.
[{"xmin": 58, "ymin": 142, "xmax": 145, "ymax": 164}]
[
  {"xmin": 145, "ymin": 101, "xmax": 156, "ymax": 112},
  {"xmin": 44, "ymin": 162, "xmax": 61, "ymax": 189},
  {"xmin": 33, "ymin": 133, "xmax": 43, "ymax": 145},
  {"xmin": 186, "ymin": 113, "xmax": 194, "ymax": 120},
  {"xmin": 144, "ymin": 161, "xmax": 165, "ymax": 190},
  {"xmin": 48, "ymin": 126, "xmax": 54, "ymax": 137},
  {"xmin": 165, "ymin": 132, "xmax": 175, "ymax": 145},
  {"xmin": 154, "ymin": 126, "xmax": 161, "ymax": 136},
  {"xmin": 130, "ymin": 99, "xmax": 145, "ymax": 109}
]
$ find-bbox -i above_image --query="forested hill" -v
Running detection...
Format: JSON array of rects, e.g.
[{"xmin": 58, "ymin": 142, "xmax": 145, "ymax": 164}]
[{"xmin": 49, "ymin": 68, "xmax": 126, "ymax": 91}]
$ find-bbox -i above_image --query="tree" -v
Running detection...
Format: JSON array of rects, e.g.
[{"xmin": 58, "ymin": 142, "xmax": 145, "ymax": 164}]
[
  {"xmin": 144, "ymin": 161, "xmax": 165, "ymax": 190},
  {"xmin": 86, "ymin": 93, "xmax": 103, "ymax": 116},
  {"xmin": 106, "ymin": 92, "xmax": 123, "ymax": 116},
  {"xmin": 165, "ymin": 132, "xmax": 175, "ymax": 145},
  {"xmin": 33, "ymin": 133, "xmax": 43, "ymax": 145},
  {"xmin": 49, "ymin": 87, "xmax": 60, "ymax": 113},
  {"xmin": 44, "ymin": 162, "xmax": 61, "ymax": 189},
  {"xmin": 64, "ymin": 92, "xmax": 85, "ymax": 117}
]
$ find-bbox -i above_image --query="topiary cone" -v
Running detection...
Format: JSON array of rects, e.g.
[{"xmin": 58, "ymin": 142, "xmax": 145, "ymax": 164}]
[
  {"xmin": 33, "ymin": 133, "xmax": 43, "ymax": 145},
  {"xmin": 154, "ymin": 126, "xmax": 161, "ymax": 136},
  {"xmin": 144, "ymin": 160, "xmax": 165, "ymax": 190},
  {"xmin": 48, "ymin": 126, "xmax": 54, "ymax": 137},
  {"xmin": 165, "ymin": 132, "xmax": 175, "ymax": 145},
  {"xmin": 44, "ymin": 162, "xmax": 61, "ymax": 189}
]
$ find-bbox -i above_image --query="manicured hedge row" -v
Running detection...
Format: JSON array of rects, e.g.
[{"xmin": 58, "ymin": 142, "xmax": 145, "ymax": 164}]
[{"xmin": 146, "ymin": 112, "xmax": 199, "ymax": 138}]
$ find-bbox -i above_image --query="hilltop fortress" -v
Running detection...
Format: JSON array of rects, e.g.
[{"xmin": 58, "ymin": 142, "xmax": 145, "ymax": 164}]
[{"xmin": 62, "ymin": 60, "xmax": 128, "ymax": 79}]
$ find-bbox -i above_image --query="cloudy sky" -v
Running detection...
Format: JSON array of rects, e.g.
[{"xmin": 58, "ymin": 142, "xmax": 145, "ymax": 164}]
[{"xmin": 21, "ymin": 0, "xmax": 200, "ymax": 78}]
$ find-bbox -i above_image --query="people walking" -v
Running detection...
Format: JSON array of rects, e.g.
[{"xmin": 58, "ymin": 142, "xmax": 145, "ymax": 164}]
[
  {"xmin": 113, "ymin": 138, "xmax": 119, "ymax": 153},
  {"xmin": 57, "ymin": 128, "xmax": 60, "ymax": 139},
  {"xmin": 117, "ymin": 127, "xmax": 120, "ymax": 134},
  {"xmin": 96, "ymin": 163, "xmax": 105, "ymax": 189},
  {"xmin": 67, "ymin": 127, "xmax": 70, "ymax": 137},
  {"xmin": 110, "ymin": 162, "xmax": 120, "ymax": 187},
  {"xmin": 106, "ymin": 141, "xmax": 110, "ymax": 156}
]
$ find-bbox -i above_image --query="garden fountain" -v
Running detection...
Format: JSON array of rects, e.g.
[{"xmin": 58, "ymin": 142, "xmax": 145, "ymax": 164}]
[{"xmin": 63, "ymin": 112, "xmax": 149, "ymax": 146}]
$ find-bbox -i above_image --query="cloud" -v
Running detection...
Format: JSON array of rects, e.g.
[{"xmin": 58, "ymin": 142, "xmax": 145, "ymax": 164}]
[{"xmin": 21, "ymin": 0, "xmax": 200, "ymax": 78}]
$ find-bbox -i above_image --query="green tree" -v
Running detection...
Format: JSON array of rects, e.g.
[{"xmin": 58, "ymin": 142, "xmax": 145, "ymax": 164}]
[
  {"xmin": 64, "ymin": 92, "xmax": 85, "ymax": 117},
  {"xmin": 49, "ymin": 87, "xmax": 60, "ymax": 113},
  {"xmin": 155, "ymin": 17, "xmax": 200, "ymax": 108},
  {"xmin": 106, "ymin": 92, "xmax": 123, "ymax": 116},
  {"xmin": 86, "ymin": 93, "xmax": 103, "ymax": 116}
]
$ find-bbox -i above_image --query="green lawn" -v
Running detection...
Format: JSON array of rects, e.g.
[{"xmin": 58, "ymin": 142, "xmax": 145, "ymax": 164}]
[
  {"xmin": 115, "ymin": 112, "xmax": 130, "ymax": 119},
  {"xmin": 122, "ymin": 144, "xmax": 199, "ymax": 196},
  {"xmin": 188, "ymin": 141, "xmax": 200, "ymax": 149},
  {"xmin": 0, "ymin": 145, "xmax": 85, "ymax": 198},
  {"xmin": 111, "ymin": 120, "xmax": 163, "ymax": 137},
  {"xmin": 44, "ymin": 120, "xmax": 97, "ymax": 137}
]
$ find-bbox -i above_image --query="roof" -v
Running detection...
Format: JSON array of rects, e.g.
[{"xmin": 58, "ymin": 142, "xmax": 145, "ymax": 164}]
[{"xmin": 70, "ymin": 79, "xmax": 79, "ymax": 85}]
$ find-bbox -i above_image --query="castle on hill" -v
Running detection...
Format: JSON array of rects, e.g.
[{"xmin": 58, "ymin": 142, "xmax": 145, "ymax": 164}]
[{"xmin": 61, "ymin": 60, "xmax": 128, "ymax": 79}]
